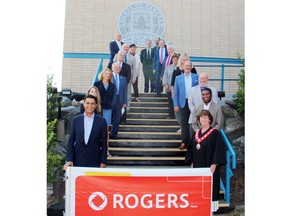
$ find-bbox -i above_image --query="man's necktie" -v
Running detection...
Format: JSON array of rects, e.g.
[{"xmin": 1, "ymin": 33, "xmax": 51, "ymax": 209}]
[
  {"xmin": 147, "ymin": 48, "xmax": 150, "ymax": 59},
  {"xmin": 166, "ymin": 55, "xmax": 171, "ymax": 67},
  {"xmin": 160, "ymin": 48, "xmax": 163, "ymax": 64},
  {"xmin": 115, "ymin": 75, "xmax": 119, "ymax": 95}
]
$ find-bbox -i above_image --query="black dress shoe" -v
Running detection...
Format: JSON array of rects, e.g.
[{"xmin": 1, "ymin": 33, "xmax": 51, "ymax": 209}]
[{"xmin": 109, "ymin": 135, "xmax": 118, "ymax": 139}]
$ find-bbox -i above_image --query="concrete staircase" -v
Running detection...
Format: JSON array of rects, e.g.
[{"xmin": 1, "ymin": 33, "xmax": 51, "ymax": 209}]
[{"xmin": 107, "ymin": 92, "xmax": 185, "ymax": 166}]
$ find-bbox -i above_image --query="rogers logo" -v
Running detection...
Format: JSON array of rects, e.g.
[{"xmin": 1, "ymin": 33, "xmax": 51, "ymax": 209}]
[
  {"xmin": 88, "ymin": 192, "xmax": 108, "ymax": 211},
  {"xmin": 88, "ymin": 192, "xmax": 190, "ymax": 210}
]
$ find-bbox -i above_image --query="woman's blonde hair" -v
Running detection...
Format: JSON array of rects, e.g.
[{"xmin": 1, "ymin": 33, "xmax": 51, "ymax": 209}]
[
  {"xmin": 177, "ymin": 53, "xmax": 189, "ymax": 69},
  {"xmin": 98, "ymin": 68, "xmax": 113, "ymax": 83},
  {"xmin": 86, "ymin": 86, "xmax": 102, "ymax": 114}
]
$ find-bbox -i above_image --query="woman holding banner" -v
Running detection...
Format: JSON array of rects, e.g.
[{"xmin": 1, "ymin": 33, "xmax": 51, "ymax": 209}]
[{"xmin": 185, "ymin": 109, "xmax": 226, "ymax": 213}]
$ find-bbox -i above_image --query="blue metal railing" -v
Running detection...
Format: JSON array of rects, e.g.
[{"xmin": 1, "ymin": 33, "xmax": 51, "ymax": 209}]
[
  {"xmin": 220, "ymin": 129, "xmax": 237, "ymax": 204},
  {"xmin": 92, "ymin": 58, "xmax": 103, "ymax": 85},
  {"xmin": 63, "ymin": 52, "xmax": 243, "ymax": 91}
]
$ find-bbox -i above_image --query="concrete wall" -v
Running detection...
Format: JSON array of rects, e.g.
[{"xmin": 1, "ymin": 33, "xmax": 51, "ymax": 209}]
[{"xmin": 62, "ymin": 0, "xmax": 244, "ymax": 93}]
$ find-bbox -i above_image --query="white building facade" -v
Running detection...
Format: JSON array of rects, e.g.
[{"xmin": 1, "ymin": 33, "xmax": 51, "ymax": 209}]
[{"xmin": 62, "ymin": 0, "xmax": 244, "ymax": 94}]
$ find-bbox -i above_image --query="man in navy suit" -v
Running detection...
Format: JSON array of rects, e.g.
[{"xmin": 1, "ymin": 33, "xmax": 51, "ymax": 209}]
[
  {"xmin": 110, "ymin": 62, "xmax": 127, "ymax": 139},
  {"xmin": 174, "ymin": 60, "xmax": 199, "ymax": 150},
  {"xmin": 64, "ymin": 95, "xmax": 107, "ymax": 169},
  {"xmin": 153, "ymin": 39, "xmax": 167, "ymax": 96},
  {"xmin": 109, "ymin": 33, "xmax": 124, "ymax": 64}
]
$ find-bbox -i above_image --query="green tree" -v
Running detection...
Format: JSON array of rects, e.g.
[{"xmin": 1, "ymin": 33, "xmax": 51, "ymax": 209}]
[
  {"xmin": 233, "ymin": 54, "xmax": 245, "ymax": 117},
  {"xmin": 47, "ymin": 74, "xmax": 65, "ymax": 183}
]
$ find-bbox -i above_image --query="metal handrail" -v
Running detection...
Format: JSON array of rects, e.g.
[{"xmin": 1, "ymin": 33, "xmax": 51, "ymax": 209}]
[
  {"xmin": 92, "ymin": 58, "xmax": 103, "ymax": 85},
  {"xmin": 220, "ymin": 129, "xmax": 237, "ymax": 204}
]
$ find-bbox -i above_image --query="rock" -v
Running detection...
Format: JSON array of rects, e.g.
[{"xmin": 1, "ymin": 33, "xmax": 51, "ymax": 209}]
[{"xmin": 60, "ymin": 96, "xmax": 72, "ymax": 107}]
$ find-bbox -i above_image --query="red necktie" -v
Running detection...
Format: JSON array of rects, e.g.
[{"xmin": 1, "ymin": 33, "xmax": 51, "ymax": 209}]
[{"xmin": 166, "ymin": 55, "xmax": 171, "ymax": 67}]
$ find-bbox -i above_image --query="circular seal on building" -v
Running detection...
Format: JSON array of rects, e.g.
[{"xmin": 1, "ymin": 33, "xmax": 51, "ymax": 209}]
[{"xmin": 118, "ymin": 2, "xmax": 165, "ymax": 47}]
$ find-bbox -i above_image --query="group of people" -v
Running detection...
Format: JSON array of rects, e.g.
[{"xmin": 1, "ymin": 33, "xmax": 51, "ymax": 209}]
[{"xmin": 63, "ymin": 33, "xmax": 227, "ymax": 213}]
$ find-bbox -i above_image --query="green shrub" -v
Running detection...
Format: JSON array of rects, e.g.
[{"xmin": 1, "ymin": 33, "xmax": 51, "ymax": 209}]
[
  {"xmin": 47, "ymin": 74, "xmax": 65, "ymax": 183},
  {"xmin": 233, "ymin": 54, "xmax": 245, "ymax": 117}
]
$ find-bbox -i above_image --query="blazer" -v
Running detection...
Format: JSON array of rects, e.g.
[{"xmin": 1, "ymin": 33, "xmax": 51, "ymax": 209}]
[
  {"xmin": 188, "ymin": 85, "xmax": 218, "ymax": 123},
  {"xmin": 153, "ymin": 46, "xmax": 168, "ymax": 71},
  {"xmin": 93, "ymin": 80, "xmax": 115, "ymax": 109},
  {"xmin": 113, "ymin": 53, "xmax": 137, "ymax": 82},
  {"xmin": 160, "ymin": 52, "xmax": 180, "ymax": 77},
  {"xmin": 111, "ymin": 74, "xmax": 127, "ymax": 108},
  {"xmin": 108, "ymin": 61, "xmax": 131, "ymax": 84},
  {"xmin": 140, "ymin": 47, "xmax": 154, "ymax": 72},
  {"xmin": 109, "ymin": 40, "xmax": 124, "ymax": 63},
  {"xmin": 171, "ymin": 67, "xmax": 198, "ymax": 87},
  {"xmin": 66, "ymin": 114, "xmax": 107, "ymax": 167},
  {"xmin": 191, "ymin": 101, "xmax": 224, "ymax": 131},
  {"xmin": 188, "ymin": 85, "xmax": 218, "ymax": 109},
  {"xmin": 173, "ymin": 73, "xmax": 199, "ymax": 108}
]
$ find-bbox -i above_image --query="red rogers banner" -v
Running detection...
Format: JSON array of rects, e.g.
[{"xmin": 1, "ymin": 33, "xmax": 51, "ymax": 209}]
[{"xmin": 65, "ymin": 167, "xmax": 213, "ymax": 216}]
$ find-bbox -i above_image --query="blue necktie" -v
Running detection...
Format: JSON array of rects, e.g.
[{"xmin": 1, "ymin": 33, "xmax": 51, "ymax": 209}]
[
  {"xmin": 125, "ymin": 54, "xmax": 128, "ymax": 63},
  {"xmin": 115, "ymin": 75, "xmax": 119, "ymax": 95}
]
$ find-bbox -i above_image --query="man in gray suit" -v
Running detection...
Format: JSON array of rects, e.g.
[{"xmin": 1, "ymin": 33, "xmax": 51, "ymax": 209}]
[
  {"xmin": 188, "ymin": 72, "xmax": 218, "ymax": 124},
  {"xmin": 192, "ymin": 87, "xmax": 224, "ymax": 131}
]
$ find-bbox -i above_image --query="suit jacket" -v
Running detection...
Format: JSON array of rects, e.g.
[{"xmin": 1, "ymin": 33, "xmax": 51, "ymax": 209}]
[
  {"xmin": 109, "ymin": 40, "xmax": 124, "ymax": 63},
  {"xmin": 140, "ymin": 48, "xmax": 154, "ymax": 72},
  {"xmin": 153, "ymin": 46, "xmax": 168, "ymax": 71},
  {"xmin": 111, "ymin": 74, "xmax": 127, "ymax": 108},
  {"xmin": 113, "ymin": 53, "xmax": 137, "ymax": 82},
  {"xmin": 160, "ymin": 52, "xmax": 180, "ymax": 77},
  {"xmin": 173, "ymin": 73, "xmax": 199, "ymax": 108},
  {"xmin": 108, "ymin": 62, "xmax": 131, "ymax": 84},
  {"xmin": 93, "ymin": 80, "xmax": 115, "ymax": 109},
  {"xmin": 66, "ymin": 114, "xmax": 107, "ymax": 167},
  {"xmin": 188, "ymin": 85, "xmax": 218, "ymax": 123},
  {"xmin": 192, "ymin": 101, "xmax": 224, "ymax": 131}
]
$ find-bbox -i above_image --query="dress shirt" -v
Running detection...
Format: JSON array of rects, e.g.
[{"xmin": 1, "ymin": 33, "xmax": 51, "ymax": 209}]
[
  {"xmin": 116, "ymin": 41, "xmax": 122, "ymax": 50},
  {"xmin": 84, "ymin": 112, "xmax": 95, "ymax": 144},
  {"xmin": 113, "ymin": 73, "xmax": 120, "ymax": 95},
  {"xmin": 203, "ymin": 100, "xmax": 212, "ymax": 110},
  {"xmin": 184, "ymin": 73, "xmax": 192, "ymax": 99}
]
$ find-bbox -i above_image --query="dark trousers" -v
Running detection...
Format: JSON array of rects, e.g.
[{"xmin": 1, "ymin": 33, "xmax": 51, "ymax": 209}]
[
  {"xmin": 132, "ymin": 77, "xmax": 139, "ymax": 98},
  {"xmin": 180, "ymin": 100, "xmax": 191, "ymax": 144},
  {"xmin": 111, "ymin": 96, "xmax": 121, "ymax": 137},
  {"xmin": 144, "ymin": 70, "xmax": 155, "ymax": 93},
  {"xmin": 156, "ymin": 63, "xmax": 163, "ymax": 96},
  {"xmin": 167, "ymin": 91, "xmax": 175, "ymax": 118}
]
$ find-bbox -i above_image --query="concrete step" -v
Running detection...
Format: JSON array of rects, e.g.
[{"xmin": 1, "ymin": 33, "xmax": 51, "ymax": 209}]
[
  {"xmin": 107, "ymin": 156, "xmax": 186, "ymax": 166},
  {"xmin": 126, "ymin": 118, "xmax": 178, "ymax": 125},
  {"xmin": 108, "ymin": 147, "xmax": 186, "ymax": 156},
  {"xmin": 119, "ymin": 125, "xmax": 180, "ymax": 132},
  {"xmin": 131, "ymin": 97, "xmax": 168, "ymax": 102},
  {"xmin": 132, "ymin": 93, "xmax": 167, "ymax": 98},
  {"xmin": 109, "ymin": 139, "xmax": 182, "ymax": 148},
  {"xmin": 116, "ymin": 131, "xmax": 181, "ymax": 139},
  {"xmin": 126, "ymin": 112, "xmax": 170, "ymax": 119},
  {"xmin": 129, "ymin": 106, "xmax": 169, "ymax": 113},
  {"xmin": 130, "ymin": 101, "xmax": 168, "ymax": 107}
]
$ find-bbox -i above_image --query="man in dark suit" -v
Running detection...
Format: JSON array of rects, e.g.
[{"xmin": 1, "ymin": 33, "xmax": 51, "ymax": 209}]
[
  {"xmin": 64, "ymin": 95, "xmax": 107, "ymax": 169},
  {"xmin": 109, "ymin": 33, "xmax": 124, "ymax": 64},
  {"xmin": 108, "ymin": 50, "xmax": 131, "ymax": 124},
  {"xmin": 153, "ymin": 39, "xmax": 167, "ymax": 96},
  {"xmin": 140, "ymin": 39, "xmax": 155, "ymax": 93},
  {"xmin": 110, "ymin": 62, "xmax": 127, "ymax": 139}
]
